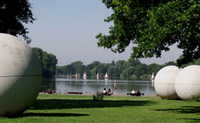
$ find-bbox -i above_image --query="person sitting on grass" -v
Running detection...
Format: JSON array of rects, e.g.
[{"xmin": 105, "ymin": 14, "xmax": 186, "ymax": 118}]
[
  {"xmin": 136, "ymin": 90, "xmax": 142, "ymax": 96},
  {"xmin": 129, "ymin": 89, "xmax": 137, "ymax": 96},
  {"xmin": 107, "ymin": 88, "xmax": 113, "ymax": 95},
  {"xmin": 103, "ymin": 88, "xmax": 108, "ymax": 95},
  {"xmin": 131, "ymin": 89, "xmax": 136, "ymax": 95}
]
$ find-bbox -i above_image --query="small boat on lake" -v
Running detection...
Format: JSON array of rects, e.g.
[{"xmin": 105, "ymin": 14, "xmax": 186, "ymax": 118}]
[
  {"xmin": 96, "ymin": 73, "xmax": 99, "ymax": 80},
  {"xmin": 83, "ymin": 73, "xmax": 87, "ymax": 80},
  {"xmin": 105, "ymin": 72, "xmax": 109, "ymax": 80},
  {"xmin": 151, "ymin": 73, "xmax": 155, "ymax": 88}
]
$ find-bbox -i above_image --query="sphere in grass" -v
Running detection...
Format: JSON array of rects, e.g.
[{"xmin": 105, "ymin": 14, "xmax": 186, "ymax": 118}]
[
  {"xmin": 175, "ymin": 65, "xmax": 200, "ymax": 100},
  {"xmin": 154, "ymin": 66, "xmax": 181, "ymax": 99},
  {"xmin": 0, "ymin": 33, "xmax": 42, "ymax": 116}
]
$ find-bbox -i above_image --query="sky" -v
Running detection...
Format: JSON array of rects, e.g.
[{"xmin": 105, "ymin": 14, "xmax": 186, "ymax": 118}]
[{"xmin": 26, "ymin": 0, "xmax": 182, "ymax": 66}]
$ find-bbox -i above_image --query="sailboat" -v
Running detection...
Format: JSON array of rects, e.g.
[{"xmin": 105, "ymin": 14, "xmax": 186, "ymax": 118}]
[
  {"xmin": 66, "ymin": 74, "xmax": 69, "ymax": 79},
  {"xmin": 105, "ymin": 72, "xmax": 109, "ymax": 80},
  {"xmin": 83, "ymin": 73, "xmax": 87, "ymax": 80},
  {"xmin": 151, "ymin": 73, "xmax": 155, "ymax": 88},
  {"xmin": 96, "ymin": 73, "xmax": 99, "ymax": 80}
]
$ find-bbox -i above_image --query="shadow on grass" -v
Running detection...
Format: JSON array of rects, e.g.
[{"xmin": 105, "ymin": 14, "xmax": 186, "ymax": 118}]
[
  {"xmin": 24, "ymin": 113, "xmax": 89, "ymax": 117},
  {"xmin": 155, "ymin": 106, "xmax": 200, "ymax": 123},
  {"xmin": 30, "ymin": 99, "xmax": 155, "ymax": 110},
  {"xmin": 179, "ymin": 118, "xmax": 200, "ymax": 123},
  {"xmin": 6, "ymin": 113, "xmax": 89, "ymax": 118},
  {"xmin": 4, "ymin": 98, "xmax": 154, "ymax": 118},
  {"xmin": 155, "ymin": 106, "xmax": 200, "ymax": 114}
]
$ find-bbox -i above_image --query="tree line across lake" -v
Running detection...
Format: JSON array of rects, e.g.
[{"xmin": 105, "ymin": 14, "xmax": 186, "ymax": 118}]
[
  {"xmin": 56, "ymin": 59, "xmax": 200, "ymax": 80},
  {"xmin": 33, "ymin": 47, "xmax": 200, "ymax": 80}
]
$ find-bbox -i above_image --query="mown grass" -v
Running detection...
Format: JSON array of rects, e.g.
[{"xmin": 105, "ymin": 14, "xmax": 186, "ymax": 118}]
[{"xmin": 0, "ymin": 94, "xmax": 200, "ymax": 123}]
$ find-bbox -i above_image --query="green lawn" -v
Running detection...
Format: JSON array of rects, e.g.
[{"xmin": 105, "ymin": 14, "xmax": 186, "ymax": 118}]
[{"xmin": 0, "ymin": 94, "xmax": 199, "ymax": 123}]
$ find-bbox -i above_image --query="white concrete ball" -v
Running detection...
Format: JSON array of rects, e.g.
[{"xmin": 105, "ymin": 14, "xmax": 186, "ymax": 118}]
[
  {"xmin": 0, "ymin": 33, "xmax": 42, "ymax": 116},
  {"xmin": 155, "ymin": 65, "xmax": 181, "ymax": 99},
  {"xmin": 175, "ymin": 65, "xmax": 200, "ymax": 100}
]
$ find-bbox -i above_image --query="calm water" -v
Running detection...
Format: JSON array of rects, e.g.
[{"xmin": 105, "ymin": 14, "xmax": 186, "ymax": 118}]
[{"xmin": 42, "ymin": 78, "xmax": 156, "ymax": 95}]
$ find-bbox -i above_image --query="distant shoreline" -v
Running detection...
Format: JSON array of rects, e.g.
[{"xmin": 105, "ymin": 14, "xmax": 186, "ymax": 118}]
[{"xmin": 39, "ymin": 92, "xmax": 157, "ymax": 97}]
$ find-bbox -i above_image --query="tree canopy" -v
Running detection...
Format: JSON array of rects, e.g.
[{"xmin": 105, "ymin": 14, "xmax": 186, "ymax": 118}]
[
  {"xmin": 57, "ymin": 58, "xmax": 168, "ymax": 80},
  {"xmin": 96, "ymin": 0, "xmax": 199, "ymax": 67},
  {"xmin": 0, "ymin": 0, "xmax": 35, "ymax": 43},
  {"xmin": 57, "ymin": 58, "xmax": 200, "ymax": 80},
  {"xmin": 33, "ymin": 47, "xmax": 58, "ymax": 78}
]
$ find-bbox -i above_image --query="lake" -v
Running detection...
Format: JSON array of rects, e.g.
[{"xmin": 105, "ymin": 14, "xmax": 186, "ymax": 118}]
[{"xmin": 42, "ymin": 78, "xmax": 156, "ymax": 95}]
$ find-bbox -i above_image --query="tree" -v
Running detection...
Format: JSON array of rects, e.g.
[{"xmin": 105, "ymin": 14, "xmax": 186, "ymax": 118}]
[
  {"xmin": 115, "ymin": 60, "xmax": 126, "ymax": 72},
  {"xmin": 0, "ymin": 0, "xmax": 35, "ymax": 43},
  {"xmin": 42, "ymin": 52, "xmax": 57, "ymax": 78},
  {"xmin": 33, "ymin": 47, "xmax": 57, "ymax": 78},
  {"xmin": 134, "ymin": 64, "xmax": 147, "ymax": 79},
  {"xmin": 163, "ymin": 61, "xmax": 176, "ymax": 66},
  {"xmin": 90, "ymin": 67, "xmax": 98, "ymax": 79},
  {"xmin": 96, "ymin": 0, "xmax": 199, "ymax": 67},
  {"xmin": 56, "ymin": 66, "xmax": 63, "ymax": 75},
  {"xmin": 120, "ymin": 66, "xmax": 136, "ymax": 80},
  {"xmin": 125, "ymin": 58, "xmax": 141, "ymax": 69},
  {"xmin": 195, "ymin": 59, "xmax": 200, "ymax": 65},
  {"xmin": 63, "ymin": 65, "xmax": 75, "ymax": 75},
  {"xmin": 71, "ymin": 61, "xmax": 85, "ymax": 74},
  {"xmin": 147, "ymin": 63, "xmax": 161, "ymax": 75},
  {"xmin": 85, "ymin": 61, "xmax": 101, "ymax": 76},
  {"xmin": 107, "ymin": 66, "xmax": 119, "ymax": 79}
]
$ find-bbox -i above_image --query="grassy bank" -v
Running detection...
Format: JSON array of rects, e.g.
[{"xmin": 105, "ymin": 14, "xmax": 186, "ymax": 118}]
[{"xmin": 0, "ymin": 94, "xmax": 199, "ymax": 123}]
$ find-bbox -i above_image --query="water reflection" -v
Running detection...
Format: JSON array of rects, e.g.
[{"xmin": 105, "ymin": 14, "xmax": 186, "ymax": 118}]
[{"xmin": 42, "ymin": 78, "xmax": 156, "ymax": 95}]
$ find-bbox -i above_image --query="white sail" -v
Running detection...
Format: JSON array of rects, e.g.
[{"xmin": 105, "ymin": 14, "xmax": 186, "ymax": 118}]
[
  {"xmin": 96, "ymin": 73, "xmax": 99, "ymax": 80},
  {"xmin": 83, "ymin": 73, "xmax": 87, "ymax": 79},
  {"xmin": 151, "ymin": 73, "xmax": 155, "ymax": 88},
  {"xmin": 105, "ymin": 72, "xmax": 109, "ymax": 80}
]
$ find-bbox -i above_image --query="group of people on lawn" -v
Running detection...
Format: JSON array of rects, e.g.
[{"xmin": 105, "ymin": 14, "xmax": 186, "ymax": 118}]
[
  {"xmin": 102, "ymin": 82, "xmax": 142, "ymax": 96},
  {"xmin": 103, "ymin": 88, "xmax": 113, "ymax": 95},
  {"xmin": 130, "ymin": 89, "xmax": 142, "ymax": 96}
]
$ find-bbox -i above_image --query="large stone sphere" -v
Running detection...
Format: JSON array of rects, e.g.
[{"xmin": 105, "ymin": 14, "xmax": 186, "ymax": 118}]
[
  {"xmin": 154, "ymin": 66, "xmax": 181, "ymax": 99},
  {"xmin": 175, "ymin": 65, "xmax": 200, "ymax": 100},
  {"xmin": 0, "ymin": 33, "xmax": 42, "ymax": 116}
]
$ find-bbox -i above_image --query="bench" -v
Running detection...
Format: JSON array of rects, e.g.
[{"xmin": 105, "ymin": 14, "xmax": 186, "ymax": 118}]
[
  {"xmin": 127, "ymin": 93, "xmax": 137, "ymax": 96},
  {"xmin": 67, "ymin": 92, "xmax": 83, "ymax": 95},
  {"xmin": 127, "ymin": 93, "xmax": 144, "ymax": 96}
]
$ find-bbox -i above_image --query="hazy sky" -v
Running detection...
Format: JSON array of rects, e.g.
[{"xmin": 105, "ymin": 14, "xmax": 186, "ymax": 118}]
[{"xmin": 27, "ymin": 0, "xmax": 182, "ymax": 66}]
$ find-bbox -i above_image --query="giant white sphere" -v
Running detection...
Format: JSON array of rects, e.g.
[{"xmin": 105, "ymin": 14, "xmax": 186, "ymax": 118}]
[
  {"xmin": 175, "ymin": 65, "xmax": 200, "ymax": 100},
  {"xmin": 0, "ymin": 33, "xmax": 42, "ymax": 116},
  {"xmin": 154, "ymin": 66, "xmax": 181, "ymax": 99}
]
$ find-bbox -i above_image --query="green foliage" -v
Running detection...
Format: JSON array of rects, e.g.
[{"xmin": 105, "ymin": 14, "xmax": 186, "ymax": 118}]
[
  {"xmin": 120, "ymin": 66, "xmax": 135, "ymax": 80},
  {"xmin": 71, "ymin": 61, "xmax": 86, "ymax": 74},
  {"xmin": 97, "ymin": 0, "xmax": 199, "ymax": 67},
  {"xmin": 190, "ymin": 95, "xmax": 200, "ymax": 102},
  {"xmin": 58, "ymin": 57, "xmax": 200, "ymax": 80},
  {"xmin": 147, "ymin": 63, "xmax": 162, "ymax": 75},
  {"xmin": 195, "ymin": 59, "xmax": 200, "ymax": 65},
  {"xmin": 177, "ymin": 55, "xmax": 200, "ymax": 68},
  {"xmin": 0, "ymin": 0, "xmax": 35, "ymax": 43},
  {"xmin": 107, "ymin": 66, "xmax": 120, "ymax": 79},
  {"xmin": 85, "ymin": 61, "xmax": 101, "ymax": 76},
  {"xmin": 58, "ymin": 58, "xmax": 174, "ymax": 80},
  {"xmin": 33, "ymin": 47, "xmax": 57, "ymax": 78},
  {"xmin": 163, "ymin": 61, "xmax": 176, "ymax": 66},
  {"xmin": 134, "ymin": 64, "xmax": 147, "ymax": 79},
  {"xmin": 140, "ymin": 74, "xmax": 150, "ymax": 80}
]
